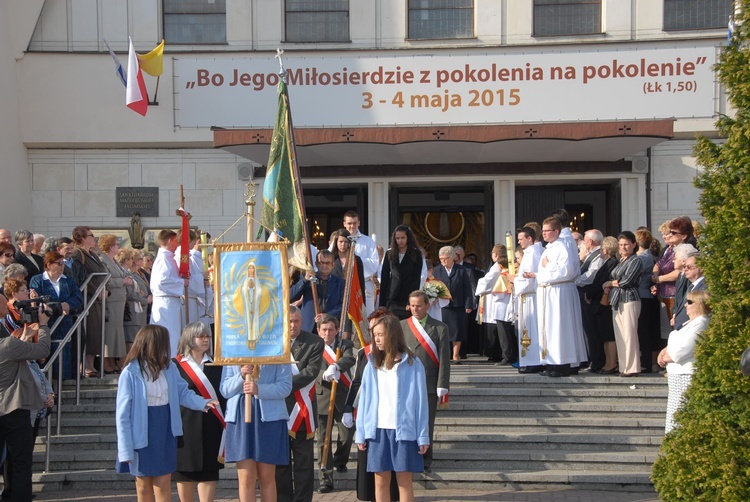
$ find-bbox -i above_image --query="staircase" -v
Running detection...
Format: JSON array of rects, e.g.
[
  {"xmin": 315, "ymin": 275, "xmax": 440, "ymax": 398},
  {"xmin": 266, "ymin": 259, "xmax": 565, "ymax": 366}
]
[{"xmin": 33, "ymin": 362, "xmax": 665, "ymax": 494}]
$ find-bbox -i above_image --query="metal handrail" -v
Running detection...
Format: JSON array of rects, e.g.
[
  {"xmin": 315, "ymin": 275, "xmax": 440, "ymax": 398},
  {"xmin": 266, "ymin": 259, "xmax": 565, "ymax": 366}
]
[{"xmin": 42, "ymin": 272, "xmax": 110, "ymax": 473}]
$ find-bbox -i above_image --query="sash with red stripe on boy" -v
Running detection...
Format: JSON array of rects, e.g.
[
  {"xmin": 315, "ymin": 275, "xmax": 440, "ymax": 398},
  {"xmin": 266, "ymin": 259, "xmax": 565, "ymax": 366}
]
[
  {"xmin": 288, "ymin": 360, "xmax": 316, "ymax": 439},
  {"xmin": 405, "ymin": 316, "xmax": 449, "ymax": 406},
  {"xmin": 175, "ymin": 355, "xmax": 226, "ymax": 463},
  {"xmin": 322, "ymin": 344, "xmax": 352, "ymax": 388}
]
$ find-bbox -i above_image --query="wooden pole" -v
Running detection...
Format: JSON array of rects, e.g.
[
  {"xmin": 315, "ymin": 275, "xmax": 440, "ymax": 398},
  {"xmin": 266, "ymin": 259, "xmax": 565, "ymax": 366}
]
[
  {"xmin": 180, "ymin": 185, "xmax": 189, "ymax": 327},
  {"xmin": 245, "ymin": 180, "xmax": 257, "ymax": 424},
  {"xmin": 321, "ymin": 347, "xmax": 342, "ymax": 476}
]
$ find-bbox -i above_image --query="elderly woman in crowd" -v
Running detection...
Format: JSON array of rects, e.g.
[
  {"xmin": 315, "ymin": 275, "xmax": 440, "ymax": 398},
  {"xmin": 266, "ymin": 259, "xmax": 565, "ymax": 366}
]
[
  {"xmin": 28, "ymin": 251, "xmax": 83, "ymax": 380},
  {"xmin": 658, "ymin": 290, "xmax": 711, "ymax": 433},
  {"xmin": 97, "ymin": 235, "xmax": 133, "ymax": 374},
  {"xmin": 604, "ymin": 231, "xmax": 643, "ymax": 377},
  {"xmin": 118, "ymin": 248, "xmax": 151, "ymax": 354},
  {"xmin": 13, "ymin": 230, "xmax": 43, "ymax": 285},
  {"xmin": 635, "ymin": 229, "xmax": 661, "ymax": 373},
  {"xmin": 173, "ymin": 322, "xmax": 226, "ymax": 502},
  {"xmin": 653, "ymin": 217, "xmax": 693, "ymax": 322},
  {"xmin": 1, "ymin": 263, "xmax": 28, "ymax": 296},
  {"xmin": 582, "ymin": 236, "xmax": 619, "ymax": 374},
  {"xmin": 70, "ymin": 226, "xmax": 108, "ymax": 378},
  {"xmin": 0, "ymin": 241, "xmax": 15, "ymax": 276},
  {"xmin": 670, "ymin": 243, "xmax": 699, "ymax": 330}
]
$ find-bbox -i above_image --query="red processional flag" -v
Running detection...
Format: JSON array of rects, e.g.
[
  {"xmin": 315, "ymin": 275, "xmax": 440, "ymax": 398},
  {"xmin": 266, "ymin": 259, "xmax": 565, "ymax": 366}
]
[
  {"xmin": 177, "ymin": 207, "xmax": 190, "ymax": 278},
  {"xmin": 347, "ymin": 258, "xmax": 368, "ymax": 347}
]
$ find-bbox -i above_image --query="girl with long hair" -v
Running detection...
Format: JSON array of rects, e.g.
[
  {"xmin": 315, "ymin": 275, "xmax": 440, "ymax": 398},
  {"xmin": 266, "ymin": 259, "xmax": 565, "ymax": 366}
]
[
  {"xmin": 379, "ymin": 225, "xmax": 426, "ymax": 320},
  {"xmin": 355, "ymin": 313, "xmax": 429, "ymax": 502},
  {"xmin": 116, "ymin": 325, "xmax": 217, "ymax": 502}
]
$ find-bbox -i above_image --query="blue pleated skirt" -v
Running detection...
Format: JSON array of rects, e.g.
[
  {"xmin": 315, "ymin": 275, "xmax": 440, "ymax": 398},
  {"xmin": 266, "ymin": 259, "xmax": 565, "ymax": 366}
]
[
  {"xmin": 116, "ymin": 404, "xmax": 176, "ymax": 477},
  {"xmin": 366, "ymin": 428, "xmax": 424, "ymax": 473},
  {"xmin": 225, "ymin": 395, "xmax": 289, "ymax": 465}
]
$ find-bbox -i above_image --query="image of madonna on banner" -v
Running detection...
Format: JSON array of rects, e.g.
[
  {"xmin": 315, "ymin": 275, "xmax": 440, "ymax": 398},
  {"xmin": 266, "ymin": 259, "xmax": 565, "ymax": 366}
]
[{"xmin": 213, "ymin": 242, "xmax": 291, "ymax": 364}]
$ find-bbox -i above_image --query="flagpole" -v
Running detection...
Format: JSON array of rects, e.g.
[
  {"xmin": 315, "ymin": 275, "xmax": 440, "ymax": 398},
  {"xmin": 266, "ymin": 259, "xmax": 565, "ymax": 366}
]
[
  {"xmin": 338, "ymin": 243, "xmax": 356, "ymax": 340},
  {"xmin": 178, "ymin": 185, "xmax": 190, "ymax": 327},
  {"xmin": 151, "ymin": 76, "xmax": 160, "ymax": 105},
  {"xmin": 276, "ymin": 50, "xmax": 320, "ymax": 317}
]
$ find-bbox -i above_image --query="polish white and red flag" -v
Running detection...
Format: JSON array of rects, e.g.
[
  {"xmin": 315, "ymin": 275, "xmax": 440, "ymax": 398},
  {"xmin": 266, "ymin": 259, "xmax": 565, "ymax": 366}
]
[{"xmin": 126, "ymin": 37, "xmax": 148, "ymax": 116}]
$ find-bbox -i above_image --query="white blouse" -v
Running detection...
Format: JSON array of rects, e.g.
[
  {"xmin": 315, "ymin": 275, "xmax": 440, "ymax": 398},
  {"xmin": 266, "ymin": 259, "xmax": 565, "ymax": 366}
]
[
  {"xmin": 145, "ymin": 371, "xmax": 169, "ymax": 406},
  {"xmin": 376, "ymin": 356, "xmax": 403, "ymax": 430},
  {"xmin": 666, "ymin": 315, "xmax": 710, "ymax": 375}
]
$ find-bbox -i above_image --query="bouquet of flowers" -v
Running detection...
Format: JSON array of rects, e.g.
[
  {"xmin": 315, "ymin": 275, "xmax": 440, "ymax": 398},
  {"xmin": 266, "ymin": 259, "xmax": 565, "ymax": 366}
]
[{"xmin": 423, "ymin": 279, "xmax": 451, "ymax": 301}]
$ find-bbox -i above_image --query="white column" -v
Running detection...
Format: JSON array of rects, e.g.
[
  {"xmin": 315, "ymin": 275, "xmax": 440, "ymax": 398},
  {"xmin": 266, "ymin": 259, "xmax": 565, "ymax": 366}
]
[
  {"xmin": 495, "ymin": 179, "xmax": 515, "ymax": 241},
  {"xmin": 621, "ymin": 175, "xmax": 647, "ymax": 231},
  {"xmin": 368, "ymin": 180, "xmax": 389, "ymax": 248}
]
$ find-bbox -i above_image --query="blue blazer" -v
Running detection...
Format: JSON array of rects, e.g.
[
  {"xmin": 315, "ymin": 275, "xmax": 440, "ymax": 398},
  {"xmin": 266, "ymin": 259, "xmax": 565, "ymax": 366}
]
[
  {"xmin": 432, "ymin": 263, "xmax": 475, "ymax": 310},
  {"xmin": 116, "ymin": 361, "xmax": 210, "ymax": 469},
  {"xmin": 289, "ymin": 273, "xmax": 344, "ymax": 332},
  {"xmin": 29, "ymin": 272, "xmax": 84, "ymax": 338},
  {"xmin": 220, "ymin": 364, "xmax": 292, "ymax": 423},
  {"xmin": 354, "ymin": 354, "xmax": 430, "ymax": 447}
]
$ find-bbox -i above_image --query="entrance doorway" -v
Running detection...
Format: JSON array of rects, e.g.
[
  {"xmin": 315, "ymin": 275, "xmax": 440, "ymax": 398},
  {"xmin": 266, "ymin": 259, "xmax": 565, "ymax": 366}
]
[
  {"xmin": 302, "ymin": 186, "xmax": 368, "ymax": 249},
  {"xmin": 391, "ymin": 185, "xmax": 493, "ymax": 268},
  {"xmin": 515, "ymin": 183, "xmax": 620, "ymax": 237}
]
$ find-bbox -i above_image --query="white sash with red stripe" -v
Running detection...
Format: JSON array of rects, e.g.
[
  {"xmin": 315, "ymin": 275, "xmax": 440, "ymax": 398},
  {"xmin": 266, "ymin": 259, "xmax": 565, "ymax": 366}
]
[
  {"xmin": 288, "ymin": 360, "xmax": 316, "ymax": 439},
  {"xmin": 175, "ymin": 355, "xmax": 226, "ymax": 463},
  {"xmin": 406, "ymin": 317, "xmax": 439, "ymax": 368},
  {"xmin": 323, "ymin": 344, "xmax": 352, "ymax": 388}
]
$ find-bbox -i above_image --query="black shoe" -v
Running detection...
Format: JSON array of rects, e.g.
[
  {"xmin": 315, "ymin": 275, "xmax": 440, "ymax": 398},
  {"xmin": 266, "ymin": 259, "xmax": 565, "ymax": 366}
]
[
  {"xmin": 317, "ymin": 485, "xmax": 334, "ymax": 494},
  {"xmin": 423, "ymin": 466, "xmax": 432, "ymax": 473},
  {"xmin": 518, "ymin": 365, "xmax": 544, "ymax": 374},
  {"xmin": 335, "ymin": 465, "xmax": 348, "ymax": 473},
  {"xmin": 598, "ymin": 367, "xmax": 618, "ymax": 375},
  {"xmin": 569, "ymin": 367, "xmax": 580, "ymax": 375}
]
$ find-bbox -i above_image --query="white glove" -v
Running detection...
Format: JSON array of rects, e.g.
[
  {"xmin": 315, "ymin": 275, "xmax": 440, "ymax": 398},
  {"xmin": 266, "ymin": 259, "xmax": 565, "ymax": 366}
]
[
  {"xmin": 342, "ymin": 412, "xmax": 354, "ymax": 428},
  {"xmin": 437, "ymin": 387, "xmax": 449, "ymax": 398},
  {"xmin": 323, "ymin": 365, "xmax": 340, "ymax": 382}
]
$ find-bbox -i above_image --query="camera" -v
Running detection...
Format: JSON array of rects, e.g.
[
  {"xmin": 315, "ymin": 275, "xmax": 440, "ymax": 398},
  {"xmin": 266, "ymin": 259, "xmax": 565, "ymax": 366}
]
[{"xmin": 14, "ymin": 296, "xmax": 63, "ymax": 324}]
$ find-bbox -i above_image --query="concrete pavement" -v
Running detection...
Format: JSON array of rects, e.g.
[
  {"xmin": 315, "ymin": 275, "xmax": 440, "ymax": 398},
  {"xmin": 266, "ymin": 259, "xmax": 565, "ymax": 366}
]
[{"xmin": 35, "ymin": 487, "xmax": 661, "ymax": 501}]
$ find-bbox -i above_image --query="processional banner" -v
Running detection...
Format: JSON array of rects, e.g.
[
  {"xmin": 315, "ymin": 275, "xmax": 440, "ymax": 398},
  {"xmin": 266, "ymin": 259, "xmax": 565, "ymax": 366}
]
[{"xmin": 213, "ymin": 242, "xmax": 291, "ymax": 365}]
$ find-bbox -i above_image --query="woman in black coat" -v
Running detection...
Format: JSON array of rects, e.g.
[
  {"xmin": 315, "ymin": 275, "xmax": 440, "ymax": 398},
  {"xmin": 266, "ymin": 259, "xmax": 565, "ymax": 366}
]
[
  {"xmin": 581, "ymin": 236, "xmax": 619, "ymax": 374},
  {"xmin": 173, "ymin": 322, "xmax": 226, "ymax": 501},
  {"xmin": 378, "ymin": 225, "xmax": 425, "ymax": 320}
]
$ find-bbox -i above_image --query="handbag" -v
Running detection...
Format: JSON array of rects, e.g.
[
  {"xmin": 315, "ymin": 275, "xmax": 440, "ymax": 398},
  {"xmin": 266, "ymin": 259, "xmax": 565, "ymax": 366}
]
[{"xmin": 123, "ymin": 302, "xmax": 132, "ymax": 322}]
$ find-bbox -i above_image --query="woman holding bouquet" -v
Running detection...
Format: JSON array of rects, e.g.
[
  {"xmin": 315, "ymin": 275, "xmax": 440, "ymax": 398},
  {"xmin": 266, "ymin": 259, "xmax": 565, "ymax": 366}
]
[
  {"xmin": 422, "ymin": 260, "xmax": 450, "ymax": 322},
  {"xmin": 379, "ymin": 225, "xmax": 426, "ymax": 320}
]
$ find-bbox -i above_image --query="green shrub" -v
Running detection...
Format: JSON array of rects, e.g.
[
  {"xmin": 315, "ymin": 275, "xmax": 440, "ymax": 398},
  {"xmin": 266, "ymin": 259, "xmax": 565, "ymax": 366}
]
[{"xmin": 651, "ymin": 3, "xmax": 750, "ymax": 500}]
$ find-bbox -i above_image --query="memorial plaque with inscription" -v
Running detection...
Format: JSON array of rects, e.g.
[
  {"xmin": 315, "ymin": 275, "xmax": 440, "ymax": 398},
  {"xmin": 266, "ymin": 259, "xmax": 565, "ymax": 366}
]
[{"xmin": 116, "ymin": 187, "xmax": 159, "ymax": 217}]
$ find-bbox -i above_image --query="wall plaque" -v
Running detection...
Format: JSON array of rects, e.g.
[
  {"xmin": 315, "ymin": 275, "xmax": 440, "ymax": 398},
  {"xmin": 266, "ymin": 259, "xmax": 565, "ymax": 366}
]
[{"xmin": 116, "ymin": 187, "xmax": 159, "ymax": 217}]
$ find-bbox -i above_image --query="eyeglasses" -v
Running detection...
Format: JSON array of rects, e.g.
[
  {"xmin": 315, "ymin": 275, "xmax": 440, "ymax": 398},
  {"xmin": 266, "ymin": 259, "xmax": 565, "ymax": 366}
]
[
  {"xmin": 195, "ymin": 334, "xmax": 211, "ymax": 339},
  {"xmin": 683, "ymin": 265, "xmax": 697, "ymax": 271},
  {"xmin": 317, "ymin": 261, "xmax": 333, "ymax": 266},
  {"xmin": 1, "ymin": 253, "xmax": 13, "ymax": 258},
  {"xmin": 669, "ymin": 230, "xmax": 684, "ymax": 236},
  {"xmin": 686, "ymin": 299, "xmax": 695, "ymax": 305}
]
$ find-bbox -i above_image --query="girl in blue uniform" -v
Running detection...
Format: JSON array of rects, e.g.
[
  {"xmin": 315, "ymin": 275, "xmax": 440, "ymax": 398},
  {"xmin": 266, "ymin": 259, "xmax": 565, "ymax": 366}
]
[
  {"xmin": 220, "ymin": 363, "xmax": 292, "ymax": 502},
  {"xmin": 355, "ymin": 313, "xmax": 430, "ymax": 502},
  {"xmin": 115, "ymin": 325, "xmax": 217, "ymax": 502}
]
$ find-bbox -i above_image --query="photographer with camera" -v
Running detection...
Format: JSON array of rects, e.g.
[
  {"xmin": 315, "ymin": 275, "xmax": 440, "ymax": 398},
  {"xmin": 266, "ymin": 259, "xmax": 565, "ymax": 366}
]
[
  {"xmin": 3, "ymin": 279, "xmax": 41, "ymax": 342},
  {"xmin": 0, "ymin": 302, "xmax": 51, "ymax": 501},
  {"xmin": 29, "ymin": 251, "xmax": 82, "ymax": 380}
]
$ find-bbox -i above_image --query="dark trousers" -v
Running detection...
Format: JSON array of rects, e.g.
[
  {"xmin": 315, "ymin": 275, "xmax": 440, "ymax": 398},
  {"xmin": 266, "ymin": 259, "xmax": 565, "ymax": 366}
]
[
  {"xmin": 276, "ymin": 422, "xmax": 315, "ymax": 502},
  {"xmin": 581, "ymin": 299, "xmax": 604, "ymax": 370},
  {"xmin": 316, "ymin": 410, "xmax": 353, "ymax": 487},
  {"xmin": 423, "ymin": 392, "xmax": 438, "ymax": 469},
  {"xmin": 0, "ymin": 409, "xmax": 33, "ymax": 502},
  {"xmin": 483, "ymin": 322, "xmax": 503, "ymax": 360},
  {"xmin": 638, "ymin": 297, "xmax": 662, "ymax": 371}
]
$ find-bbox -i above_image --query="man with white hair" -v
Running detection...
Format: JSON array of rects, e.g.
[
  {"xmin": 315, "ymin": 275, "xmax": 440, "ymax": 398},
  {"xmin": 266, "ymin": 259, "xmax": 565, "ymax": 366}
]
[
  {"xmin": 672, "ymin": 249, "xmax": 704, "ymax": 329},
  {"xmin": 576, "ymin": 229, "xmax": 604, "ymax": 371},
  {"xmin": 0, "ymin": 229, "xmax": 11, "ymax": 244},
  {"xmin": 32, "ymin": 234, "xmax": 45, "ymax": 255}
]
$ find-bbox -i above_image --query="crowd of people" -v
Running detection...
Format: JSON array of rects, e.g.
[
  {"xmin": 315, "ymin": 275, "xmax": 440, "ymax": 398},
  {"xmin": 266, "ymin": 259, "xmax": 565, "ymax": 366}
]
[{"xmin": 0, "ymin": 208, "xmax": 713, "ymax": 501}]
